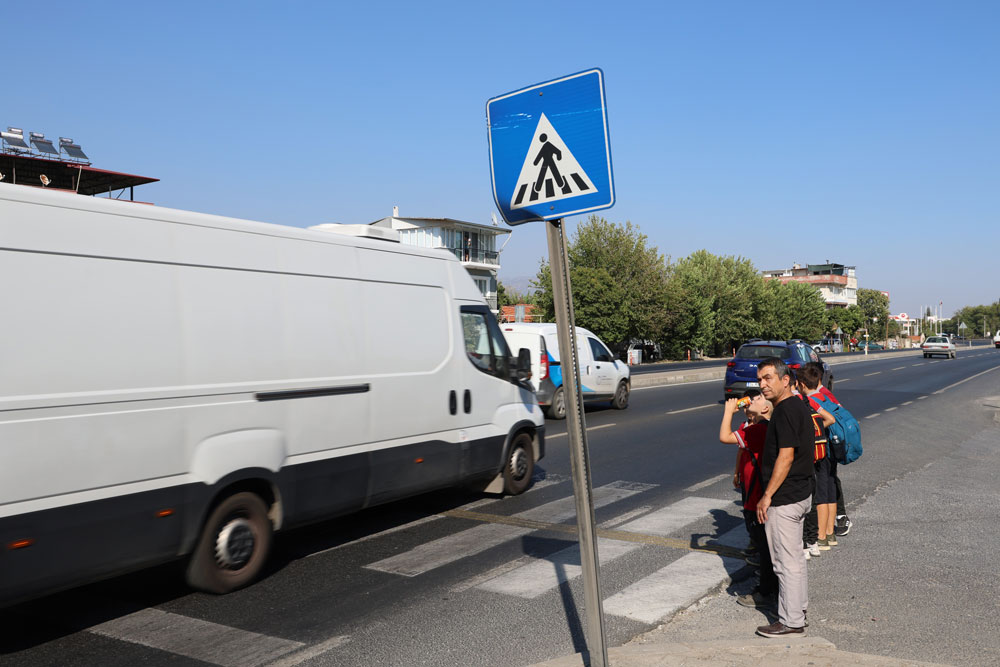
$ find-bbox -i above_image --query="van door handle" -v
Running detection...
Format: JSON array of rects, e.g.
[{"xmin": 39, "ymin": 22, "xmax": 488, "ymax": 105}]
[
  {"xmin": 449, "ymin": 390, "xmax": 457, "ymax": 415},
  {"xmin": 464, "ymin": 389, "xmax": 471, "ymax": 414}
]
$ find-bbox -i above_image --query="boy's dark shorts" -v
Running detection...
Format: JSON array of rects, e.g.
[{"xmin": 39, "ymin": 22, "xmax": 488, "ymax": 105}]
[{"xmin": 814, "ymin": 456, "xmax": 838, "ymax": 504}]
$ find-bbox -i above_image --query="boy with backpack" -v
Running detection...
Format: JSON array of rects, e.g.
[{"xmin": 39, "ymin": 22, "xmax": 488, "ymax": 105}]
[{"xmin": 797, "ymin": 365, "xmax": 838, "ymax": 550}]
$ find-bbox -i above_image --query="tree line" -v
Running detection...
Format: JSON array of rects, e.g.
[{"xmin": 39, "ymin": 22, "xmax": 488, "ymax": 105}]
[{"xmin": 499, "ymin": 216, "xmax": 895, "ymax": 360}]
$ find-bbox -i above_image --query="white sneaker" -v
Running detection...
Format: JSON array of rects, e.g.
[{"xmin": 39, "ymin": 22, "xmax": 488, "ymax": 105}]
[
  {"xmin": 807, "ymin": 543, "xmax": 821, "ymax": 558},
  {"xmin": 803, "ymin": 547, "xmax": 811, "ymax": 561}
]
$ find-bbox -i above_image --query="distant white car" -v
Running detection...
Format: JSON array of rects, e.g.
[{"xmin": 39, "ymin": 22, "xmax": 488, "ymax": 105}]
[
  {"xmin": 922, "ymin": 336, "xmax": 956, "ymax": 359},
  {"xmin": 994, "ymin": 332, "xmax": 1000, "ymax": 349}
]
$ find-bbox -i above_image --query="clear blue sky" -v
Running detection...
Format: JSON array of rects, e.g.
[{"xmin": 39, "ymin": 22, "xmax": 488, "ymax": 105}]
[{"xmin": 6, "ymin": 1, "xmax": 998, "ymax": 320}]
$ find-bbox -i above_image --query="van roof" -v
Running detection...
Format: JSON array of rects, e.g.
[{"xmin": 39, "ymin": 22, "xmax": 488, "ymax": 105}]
[{"xmin": 501, "ymin": 322, "xmax": 598, "ymax": 338}]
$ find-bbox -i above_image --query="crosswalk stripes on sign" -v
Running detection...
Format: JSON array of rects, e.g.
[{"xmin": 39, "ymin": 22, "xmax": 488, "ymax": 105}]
[{"xmin": 509, "ymin": 113, "xmax": 597, "ymax": 210}]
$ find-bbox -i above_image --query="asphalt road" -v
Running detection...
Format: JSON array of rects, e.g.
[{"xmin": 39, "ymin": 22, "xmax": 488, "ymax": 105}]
[{"xmin": 4, "ymin": 347, "xmax": 1000, "ymax": 667}]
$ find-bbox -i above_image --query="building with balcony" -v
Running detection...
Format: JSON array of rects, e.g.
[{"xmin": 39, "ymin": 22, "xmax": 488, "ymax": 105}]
[
  {"xmin": 370, "ymin": 208, "xmax": 509, "ymax": 311},
  {"xmin": 762, "ymin": 263, "xmax": 858, "ymax": 308}
]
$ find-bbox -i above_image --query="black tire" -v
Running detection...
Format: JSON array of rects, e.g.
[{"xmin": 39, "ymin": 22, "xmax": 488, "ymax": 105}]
[
  {"xmin": 186, "ymin": 491, "xmax": 272, "ymax": 594},
  {"xmin": 546, "ymin": 387, "xmax": 567, "ymax": 420},
  {"xmin": 826, "ymin": 378, "xmax": 834, "ymax": 394},
  {"xmin": 611, "ymin": 380, "xmax": 630, "ymax": 410},
  {"xmin": 503, "ymin": 432, "xmax": 534, "ymax": 495},
  {"xmin": 923, "ymin": 353, "xmax": 928, "ymax": 358}
]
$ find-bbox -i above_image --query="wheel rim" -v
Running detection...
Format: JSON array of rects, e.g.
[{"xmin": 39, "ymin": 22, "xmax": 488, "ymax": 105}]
[
  {"xmin": 553, "ymin": 391, "xmax": 565, "ymax": 417},
  {"xmin": 214, "ymin": 518, "xmax": 256, "ymax": 569},
  {"xmin": 616, "ymin": 383, "xmax": 628, "ymax": 405},
  {"xmin": 508, "ymin": 446, "xmax": 529, "ymax": 482}
]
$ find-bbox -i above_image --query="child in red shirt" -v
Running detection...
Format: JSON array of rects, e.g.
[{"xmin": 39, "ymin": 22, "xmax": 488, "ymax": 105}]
[{"xmin": 719, "ymin": 390, "xmax": 777, "ymax": 608}]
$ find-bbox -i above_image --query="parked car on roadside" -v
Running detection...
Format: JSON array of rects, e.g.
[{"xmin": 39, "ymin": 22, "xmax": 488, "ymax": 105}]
[
  {"xmin": 724, "ymin": 340, "xmax": 833, "ymax": 399},
  {"xmin": 856, "ymin": 340, "xmax": 884, "ymax": 351},
  {"xmin": 921, "ymin": 336, "xmax": 956, "ymax": 359},
  {"xmin": 993, "ymin": 332, "xmax": 1000, "ymax": 348}
]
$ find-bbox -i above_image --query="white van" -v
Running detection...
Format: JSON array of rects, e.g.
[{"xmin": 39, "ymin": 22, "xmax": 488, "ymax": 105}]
[
  {"xmin": 0, "ymin": 183, "xmax": 544, "ymax": 605},
  {"xmin": 501, "ymin": 323, "xmax": 630, "ymax": 419}
]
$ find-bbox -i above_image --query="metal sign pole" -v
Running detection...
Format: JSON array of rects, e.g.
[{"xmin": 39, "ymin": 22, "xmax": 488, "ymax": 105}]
[{"xmin": 545, "ymin": 217, "xmax": 608, "ymax": 667}]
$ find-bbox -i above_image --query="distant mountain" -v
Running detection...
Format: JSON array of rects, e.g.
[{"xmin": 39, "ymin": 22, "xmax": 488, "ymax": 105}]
[{"xmin": 499, "ymin": 275, "xmax": 537, "ymax": 296}]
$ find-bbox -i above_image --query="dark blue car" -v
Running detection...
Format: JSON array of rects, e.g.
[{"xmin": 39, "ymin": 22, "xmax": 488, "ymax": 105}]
[{"xmin": 724, "ymin": 340, "xmax": 833, "ymax": 399}]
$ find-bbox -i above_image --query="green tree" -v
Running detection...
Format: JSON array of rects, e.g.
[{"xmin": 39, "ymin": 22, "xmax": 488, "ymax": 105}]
[
  {"xmin": 856, "ymin": 288, "xmax": 890, "ymax": 334},
  {"xmin": 531, "ymin": 216, "xmax": 671, "ymax": 354}
]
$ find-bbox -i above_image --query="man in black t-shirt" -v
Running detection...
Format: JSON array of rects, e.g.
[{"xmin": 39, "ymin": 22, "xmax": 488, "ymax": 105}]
[{"xmin": 753, "ymin": 357, "xmax": 815, "ymax": 638}]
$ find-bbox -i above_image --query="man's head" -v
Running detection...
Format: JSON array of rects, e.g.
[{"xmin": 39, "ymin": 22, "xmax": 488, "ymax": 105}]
[
  {"xmin": 797, "ymin": 363, "xmax": 823, "ymax": 392},
  {"xmin": 742, "ymin": 388, "xmax": 772, "ymax": 421},
  {"xmin": 757, "ymin": 357, "xmax": 792, "ymax": 403}
]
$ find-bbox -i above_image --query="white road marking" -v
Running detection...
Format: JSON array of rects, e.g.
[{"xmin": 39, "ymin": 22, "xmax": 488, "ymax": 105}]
[
  {"xmin": 599, "ymin": 505, "xmax": 654, "ymax": 528},
  {"xmin": 885, "ymin": 407, "xmax": 897, "ymax": 412},
  {"xmin": 913, "ymin": 363, "xmax": 925, "ymax": 366},
  {"xmin": 364, "ymin": 481, "xmax": 655, "ymax": 576},
  {"xmin": 837, "ymin": 378, "xmax": 850, "ymax": 383},
  {"xmin": 474, "ymin": 497, "xmax": 738, "ymax": 599},
  {"xmin": 684, "ymin": 474, "xmax": 730, "ymax": 493},
  {"xmin": 88, "ymin": 609, "xmax": 304, "ymax": 667},
  {"xmin": 666, "ymin": 404, "xmax": 715, "ymax": 415},
  {"xmin": 902, "ymin": 401, "xmax": 913, "ymax": 405},
  {"xmin": 547, "ymin": 423, "xmax": 617, "ymax": 439},
  {"xmin": 307, "ymin": 476, "xmax": 568, "ymax": 559},
  {"xmin": 864, "ymin": 371, "xmax": 881, "ymax": 376},
  {"xmin": 918, "ymin": 396, "xmax": 928, "ymax": 400},
  {"xmin": 866, "ymin": 413, "xmax": 880, "ymax": 419},
  {"xmin": 604, "ymin": 532, "xmax": 748, "ymax": 623},
  {"xmin": 892, "ymin": 367, "xmax": 906, "ymax": 371},
  {"xmin": 264, "ymin": 636, "xmax": 350, "ymax": 667},
  {"xmin": 933, "ymin": 364, "xmax": 1000, "ymax": 394}
]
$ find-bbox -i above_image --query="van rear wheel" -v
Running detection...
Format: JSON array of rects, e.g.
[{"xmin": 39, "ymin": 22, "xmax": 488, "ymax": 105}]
[
  {"xmin": 546, "ymin": 387, "xmax": 567, "ymax": 420},
  {"xmin": 611, "ymin": 381, "xmax": 629, "ymax": 410},
  {"xmin": 503, "ymin": 433, "xmax": 534, "ymax": 495},
  {"xmin": 186, "ymin": 492, "xmax": 272, "ymax": 594}
]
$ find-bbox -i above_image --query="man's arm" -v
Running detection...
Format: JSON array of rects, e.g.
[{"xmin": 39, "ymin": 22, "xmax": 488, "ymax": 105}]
[{"xmin": 756, "ymin": 447, "xmax": 794, "ymax": 523}]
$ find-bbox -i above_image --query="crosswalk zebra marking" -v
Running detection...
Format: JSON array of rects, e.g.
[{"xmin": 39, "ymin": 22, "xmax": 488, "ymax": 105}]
[
  {"xmin": 88, "ymin": 608, "xmax": 305, "ymax": 667},
  {"xmin": 471, "ymin": 497, "xmax": 740, "ymax": 598},
  {"xmin": 603, "ymin": 546, "xmax": 746, "ymax": 624},
  {"xmin": 364, "ymin": 481, "xmax": 655, "ymax": 576}
]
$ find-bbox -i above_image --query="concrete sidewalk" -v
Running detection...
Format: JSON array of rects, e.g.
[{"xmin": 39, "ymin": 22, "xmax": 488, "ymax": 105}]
[{"xmin": 532, "ymin": 372, "xmax": 1000, "ymax": 667}]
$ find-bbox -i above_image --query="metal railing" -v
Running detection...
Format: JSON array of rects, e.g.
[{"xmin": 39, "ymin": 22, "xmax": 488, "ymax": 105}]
[{"xmin": 445, "ymin": 247, "xmax": 499, "ymax": 265}]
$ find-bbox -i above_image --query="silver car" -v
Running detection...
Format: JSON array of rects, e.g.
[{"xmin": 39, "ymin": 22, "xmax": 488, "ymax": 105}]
[{"xmin": 921, "ymin": 336, "xmax": 956, "ymax": 359}]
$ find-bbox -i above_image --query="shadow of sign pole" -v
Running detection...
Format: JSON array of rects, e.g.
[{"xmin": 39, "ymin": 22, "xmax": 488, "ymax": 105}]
[{"xmin": 546, "ymin": 217, "xmax": 609, "ymax": 667}]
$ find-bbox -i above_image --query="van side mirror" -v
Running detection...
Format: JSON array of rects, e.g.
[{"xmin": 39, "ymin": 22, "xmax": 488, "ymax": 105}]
[{"xmin": 515, "ymin": 348, "xmax": 532, "ymax": 382}]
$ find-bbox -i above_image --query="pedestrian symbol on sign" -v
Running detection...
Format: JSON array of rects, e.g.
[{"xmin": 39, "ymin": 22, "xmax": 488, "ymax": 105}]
[{"xmin": 510, "ymin": 113, "xmax": 596, "ymax": 210}]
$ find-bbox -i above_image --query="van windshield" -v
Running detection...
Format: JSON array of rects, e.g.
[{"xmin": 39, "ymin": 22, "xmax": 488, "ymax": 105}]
[{"xmin": 736, "ymin": 345, "xmax": 785, "ymax": 359}]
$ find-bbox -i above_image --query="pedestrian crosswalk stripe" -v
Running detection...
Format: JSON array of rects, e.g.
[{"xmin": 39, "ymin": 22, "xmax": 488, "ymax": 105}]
[
  {"xmin": 603, "ymin": 546, "xmax": 746, "ymax": 624},
  {"xmin": 470, "ymin": 497, "xmax": 741, "ymax": 598},
  {"xmin": 88, "ymin": 608, "xmax": 305, "ymax": 667},
  {"xmin": 510, "ymin": 113, "xmax": 597, "ymax": 210},
  {"xmin": 364, "ymin": 481, "xmax": 655, "ymax": 576}
]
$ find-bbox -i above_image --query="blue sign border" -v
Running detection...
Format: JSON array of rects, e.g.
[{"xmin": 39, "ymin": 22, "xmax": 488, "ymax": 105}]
[{"xmin": 487, "ymin": 68, "xmax": 614, "ymax": 225}]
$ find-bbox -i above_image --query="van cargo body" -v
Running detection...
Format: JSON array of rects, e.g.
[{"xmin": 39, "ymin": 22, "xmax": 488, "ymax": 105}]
[
  {"xmin": 0, "ymin": 183, "xmax": 544, "ymax": 604},
  {"xmin": 501, "ymin": 323, "xmax": 630, "ymax": 419}
]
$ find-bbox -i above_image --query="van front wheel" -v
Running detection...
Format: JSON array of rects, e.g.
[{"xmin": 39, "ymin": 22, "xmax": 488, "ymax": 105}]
[
  {"xmin": 186, "ymin": 492, "xmax": 272, "ymax": 594},
  {"xmin": 503, "ymin": 433, "xmax": 535, "ymax": 495},
  {"xmin": 546, "ymin": 387, "xmax": 567, "ymax": 420},
  {"xmin": 612, "ymin": 381, "xmax": 630, "ymax": 410}
]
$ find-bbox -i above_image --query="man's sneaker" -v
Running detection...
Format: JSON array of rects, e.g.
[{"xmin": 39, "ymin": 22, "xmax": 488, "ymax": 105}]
[
  {"xmin": 803, "ymin": 547, "xmax": 811, "ymax": 561},
  {"xmin": 756, "ymin": 621, "xmax": 805, "ymax": 638},
  {"xmin": 817, "ymin": 537, "xmax": 831, "ymax": 551},
  {"xmin": 835, "ymin": 515, "xmax": 852, "ymax": 536},
  {"xmin": 807, "ymin": 542, "xmax": 821, "ymax": 558},
  {"xmin": 827, "ymin": 533, "xmax": 838, "ymax": 546},
  {"xmin": 745, "ymin": 552, "xmax": 760, "ymax": 567},
  {"xmin": 737, "ymin": 590, "xmax": 777, "ymax": 610}
]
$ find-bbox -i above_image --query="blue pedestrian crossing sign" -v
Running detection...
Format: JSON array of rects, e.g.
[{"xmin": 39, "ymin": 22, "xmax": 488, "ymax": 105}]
[{"xmin": 487, "ymin": 68, "xmax": 614, "ymax": 225}]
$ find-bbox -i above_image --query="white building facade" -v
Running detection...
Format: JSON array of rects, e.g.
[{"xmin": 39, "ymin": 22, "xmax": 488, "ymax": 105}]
[
  {"xmin": 762, "ymin": 263, "xmax": 858, "ymax": 308},
  {"xmin": 370, "ymin": 211, "xmax": 509, "ymax": 312}
]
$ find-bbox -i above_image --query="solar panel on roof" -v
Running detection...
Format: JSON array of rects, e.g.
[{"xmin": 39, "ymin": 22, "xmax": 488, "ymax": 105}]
[
  {"xmin": 61, "ymin": 143, "xmax": 88, "ymax": 159},
  {"xmin": 1, "ymin": 131, "xmax": 29, "ymax": 149},
  {"xmin": 31, "ymin": 137, "xmax": 59, "ymax": 155}
]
